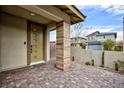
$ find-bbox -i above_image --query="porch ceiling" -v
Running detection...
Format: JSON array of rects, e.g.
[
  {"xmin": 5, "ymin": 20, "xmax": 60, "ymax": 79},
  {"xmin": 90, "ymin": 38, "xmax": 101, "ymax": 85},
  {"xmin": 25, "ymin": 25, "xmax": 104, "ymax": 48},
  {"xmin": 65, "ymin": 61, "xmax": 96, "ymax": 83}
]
[
  {"xmin": 0, "ymin": 5, "xmax": 52, "ymax": 25},
  {"xmin": 0, "ymin": 5, "xmax": 86, "ymax": 25}
]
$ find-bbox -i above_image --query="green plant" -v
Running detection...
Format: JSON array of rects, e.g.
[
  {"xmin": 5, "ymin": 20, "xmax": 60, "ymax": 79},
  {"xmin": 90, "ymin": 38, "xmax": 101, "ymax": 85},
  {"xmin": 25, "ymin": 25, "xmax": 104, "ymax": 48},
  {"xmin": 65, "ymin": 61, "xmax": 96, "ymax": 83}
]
[
  {"xmin": 79, "ymin": 43, "xmax": 86, "ymax": 49},
  {"xmin": 114, "ymin": 46, "xmax": 123, "ymax": 51},
  {"xmin": 101, "ymin": 51, "xmax": 104, "ymax": 67},
  {"xmin": 102, "ymin": 39, "xmax": 115, "ymax": 50},
  {"xmin": 115, "ymin": 62, "xmax": 118, "ymax": 71},
  {"xmin": 115, "ymin": 60, "xmax": 124, "ymax": 71},
  {"xmin": 114, "ymin": 46, "xmax": 120, "ymax": 51},
  {"xmin": 91, "ymin": 59, "xmax": 94, "ymax": 66},
  {"xmin": 114, "ymin": 41, "xmax": 123, "ymax": 51},
  {"xmin": 85, "ymin": 62, "xmax": 90, "ymax": 66},
  {"xmin": 72, "ymin": 56, "xmax": 75, "ymax": 61}
]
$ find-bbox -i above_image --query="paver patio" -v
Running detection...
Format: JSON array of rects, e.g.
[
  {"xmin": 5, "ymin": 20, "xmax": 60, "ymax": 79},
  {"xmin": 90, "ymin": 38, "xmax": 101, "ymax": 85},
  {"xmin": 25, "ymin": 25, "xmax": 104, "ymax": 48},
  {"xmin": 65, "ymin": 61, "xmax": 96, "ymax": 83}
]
[{"xmin": 0, "ymin": 59, "xmax": 124, "ymax": 88}]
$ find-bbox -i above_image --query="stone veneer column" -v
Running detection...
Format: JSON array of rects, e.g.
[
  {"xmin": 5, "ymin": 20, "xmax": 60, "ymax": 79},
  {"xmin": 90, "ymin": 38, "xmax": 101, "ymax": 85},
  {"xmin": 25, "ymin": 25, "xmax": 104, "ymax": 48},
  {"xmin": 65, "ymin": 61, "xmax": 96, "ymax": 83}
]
[{"xmin": 56, "ymin": 21, "xmax": 70, "ymax": 70}]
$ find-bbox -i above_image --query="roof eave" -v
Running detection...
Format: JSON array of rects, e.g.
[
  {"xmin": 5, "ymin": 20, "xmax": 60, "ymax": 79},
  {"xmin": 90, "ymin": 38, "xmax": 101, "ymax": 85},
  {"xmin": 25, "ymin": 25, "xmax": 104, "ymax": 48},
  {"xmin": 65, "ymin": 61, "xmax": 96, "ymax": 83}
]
[
  {"xmin": 66, "ymin": 5, "xmax": 86, "ymax": 21},
  {"xmin": 72, "ymin": 5, "xmax": 87, "ymax": 19}
]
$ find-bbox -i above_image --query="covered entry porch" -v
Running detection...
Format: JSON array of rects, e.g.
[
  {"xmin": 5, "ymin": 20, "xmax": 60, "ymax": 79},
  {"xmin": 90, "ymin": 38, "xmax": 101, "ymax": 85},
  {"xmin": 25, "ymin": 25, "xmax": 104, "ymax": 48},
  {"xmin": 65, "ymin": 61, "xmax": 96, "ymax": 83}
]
[
  {"xmin": 0, "ymin": 5, "xmax": 85, "ymax": 72},
  {"xmin": 1, "ymin": 59, "xmax": 123, "ymax": 88}
]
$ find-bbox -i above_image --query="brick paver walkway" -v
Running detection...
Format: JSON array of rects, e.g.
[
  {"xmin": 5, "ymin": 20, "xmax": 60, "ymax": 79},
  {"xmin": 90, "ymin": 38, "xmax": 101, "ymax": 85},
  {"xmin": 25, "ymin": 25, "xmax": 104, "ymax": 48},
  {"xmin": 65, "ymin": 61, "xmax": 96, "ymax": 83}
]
[{"xmin": 0, "ymin": 60, "xmax": 124, "ymax": 88}]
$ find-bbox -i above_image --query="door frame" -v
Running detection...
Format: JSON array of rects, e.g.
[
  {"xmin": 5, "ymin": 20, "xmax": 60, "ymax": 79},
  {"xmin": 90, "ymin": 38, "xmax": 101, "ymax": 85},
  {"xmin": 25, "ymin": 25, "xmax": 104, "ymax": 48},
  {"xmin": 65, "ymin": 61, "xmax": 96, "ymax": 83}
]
[
  {"xmin": 27, "ymin": 21, "xmax": 31, "ymax": 65},
  {"xmin": 27, "ymin": 21, "xmax": 45, "ymax": 65}
]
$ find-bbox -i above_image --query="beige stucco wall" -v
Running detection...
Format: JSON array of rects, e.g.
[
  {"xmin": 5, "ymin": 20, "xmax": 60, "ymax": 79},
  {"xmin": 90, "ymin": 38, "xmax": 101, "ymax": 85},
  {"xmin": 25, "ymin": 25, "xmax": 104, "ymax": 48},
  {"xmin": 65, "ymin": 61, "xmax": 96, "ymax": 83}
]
[
  {"xmin": 0, "ymin": 13, "xmax": 50, "ymax": 71},
  {"xmin": 71, "ymin": 46, "xmax": 124, "ymax": 70},
  {"xmin": 71, "ymin": 46, "xmax": 102, "ymax": 66},
  {"xmin": 92, "ymin": 50, "xmax": 102, "ymax": 66},
  {"xmin": 104, "ymin": 51, "xmax": 124, "ymax": 69},
  {"xmin": 0, "ymin": 13, "xmax": 27, "ymax": 71}
]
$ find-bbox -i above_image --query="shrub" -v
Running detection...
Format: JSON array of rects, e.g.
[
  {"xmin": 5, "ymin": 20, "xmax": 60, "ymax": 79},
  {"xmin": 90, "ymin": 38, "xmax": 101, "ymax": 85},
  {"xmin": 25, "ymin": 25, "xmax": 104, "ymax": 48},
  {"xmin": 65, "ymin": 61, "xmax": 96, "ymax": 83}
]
[
  {"xmin": 91, "ymin": 59, "xmax": 94, "ymax": 66},
  {"xmin": 114, "ymin": 41, "xmax": 123, "ymax": 51},
  {"xmin": 114, "ymin": 46, "xmax": 123, "ymax": 51},
  {"xmin": 102, "ymin": 39, "xmax": 115, "ymax": 50},
  {"xmin": 85, "ymin": 62, "xmax": 90, "ymax": 66},
  {"xmin": 72, "ymin": 56, "xmax": 75, "ymax": 61},
  {"xmin": 79, "ymin": 43, "xmax": 86, "ymax": 49},
  {"xmin": 101, "ymin": 51, "xmax": 104, "ymax": 67}
]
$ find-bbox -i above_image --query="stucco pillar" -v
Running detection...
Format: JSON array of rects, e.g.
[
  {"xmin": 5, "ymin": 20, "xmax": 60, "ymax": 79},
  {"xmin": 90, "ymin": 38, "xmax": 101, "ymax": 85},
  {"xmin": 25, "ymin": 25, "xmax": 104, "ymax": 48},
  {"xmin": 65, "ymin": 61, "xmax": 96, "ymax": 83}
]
[
  {"xmin": 44, "ymin": 27, "xmax": 50, "ymax": 61},
  {"xmin": 56, "ymin": 21, "xmax": 70, "ymax": 70}
]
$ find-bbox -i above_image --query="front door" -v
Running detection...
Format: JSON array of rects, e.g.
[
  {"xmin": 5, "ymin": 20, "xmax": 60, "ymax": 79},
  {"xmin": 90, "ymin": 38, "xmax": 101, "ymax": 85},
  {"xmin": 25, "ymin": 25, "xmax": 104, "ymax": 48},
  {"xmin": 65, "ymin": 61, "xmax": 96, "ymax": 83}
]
[{"xmin": 27, "ymin": 22, "xmax": 44, "ymax": 65}]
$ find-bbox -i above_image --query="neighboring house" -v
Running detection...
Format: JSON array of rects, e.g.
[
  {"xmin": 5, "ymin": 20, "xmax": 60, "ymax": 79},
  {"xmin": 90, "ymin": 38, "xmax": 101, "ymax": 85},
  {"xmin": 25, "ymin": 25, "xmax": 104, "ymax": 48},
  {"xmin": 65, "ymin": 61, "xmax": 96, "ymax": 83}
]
[
  {"xmin": 86, "ymin": 31, "xmax": 117, "ymax": 50},
  {"xmin": 0, "ymin": 5, "xmax": 86, "ymax": 71},
  {"xmin": 71, "ymin": 37, "xmax": 87, "ymax": 48}
]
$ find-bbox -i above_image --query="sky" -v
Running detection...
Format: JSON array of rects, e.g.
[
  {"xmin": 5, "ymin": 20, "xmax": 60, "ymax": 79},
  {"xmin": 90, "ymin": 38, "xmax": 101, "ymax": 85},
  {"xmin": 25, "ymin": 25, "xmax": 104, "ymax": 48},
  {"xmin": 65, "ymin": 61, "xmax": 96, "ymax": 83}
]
[{"xmin": 50, "ymin": 5, "xmax": 124, "ymax": 41}]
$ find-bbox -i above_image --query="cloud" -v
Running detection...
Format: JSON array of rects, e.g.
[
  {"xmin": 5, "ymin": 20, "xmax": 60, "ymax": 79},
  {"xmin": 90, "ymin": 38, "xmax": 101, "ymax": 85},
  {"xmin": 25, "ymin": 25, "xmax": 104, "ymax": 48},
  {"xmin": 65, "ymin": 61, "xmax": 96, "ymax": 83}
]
[
  {"xmin": 100, "ymin": 5, "xmax": 111, "ymax": 9},
  {"xmin": 75, "ymin": 5, "xmax": 87, "ymax": 10},
  {"xmin": 76, "ymin": 5, "xmax": 99, "ymax": 10},
  {"xmin": 74, "ymin": 5, "xmax": 124, "ymax": 41},
  {"xmin": 76, "ymin": 5, "xmax": 124, "ymax": 15},
  {"xmin": 76, "ymin": 5, "xmax": 108, "ymax": 11},
  {"xmin": 105, "ymin": 6, "xmax": 124, "ymax": 15}
]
